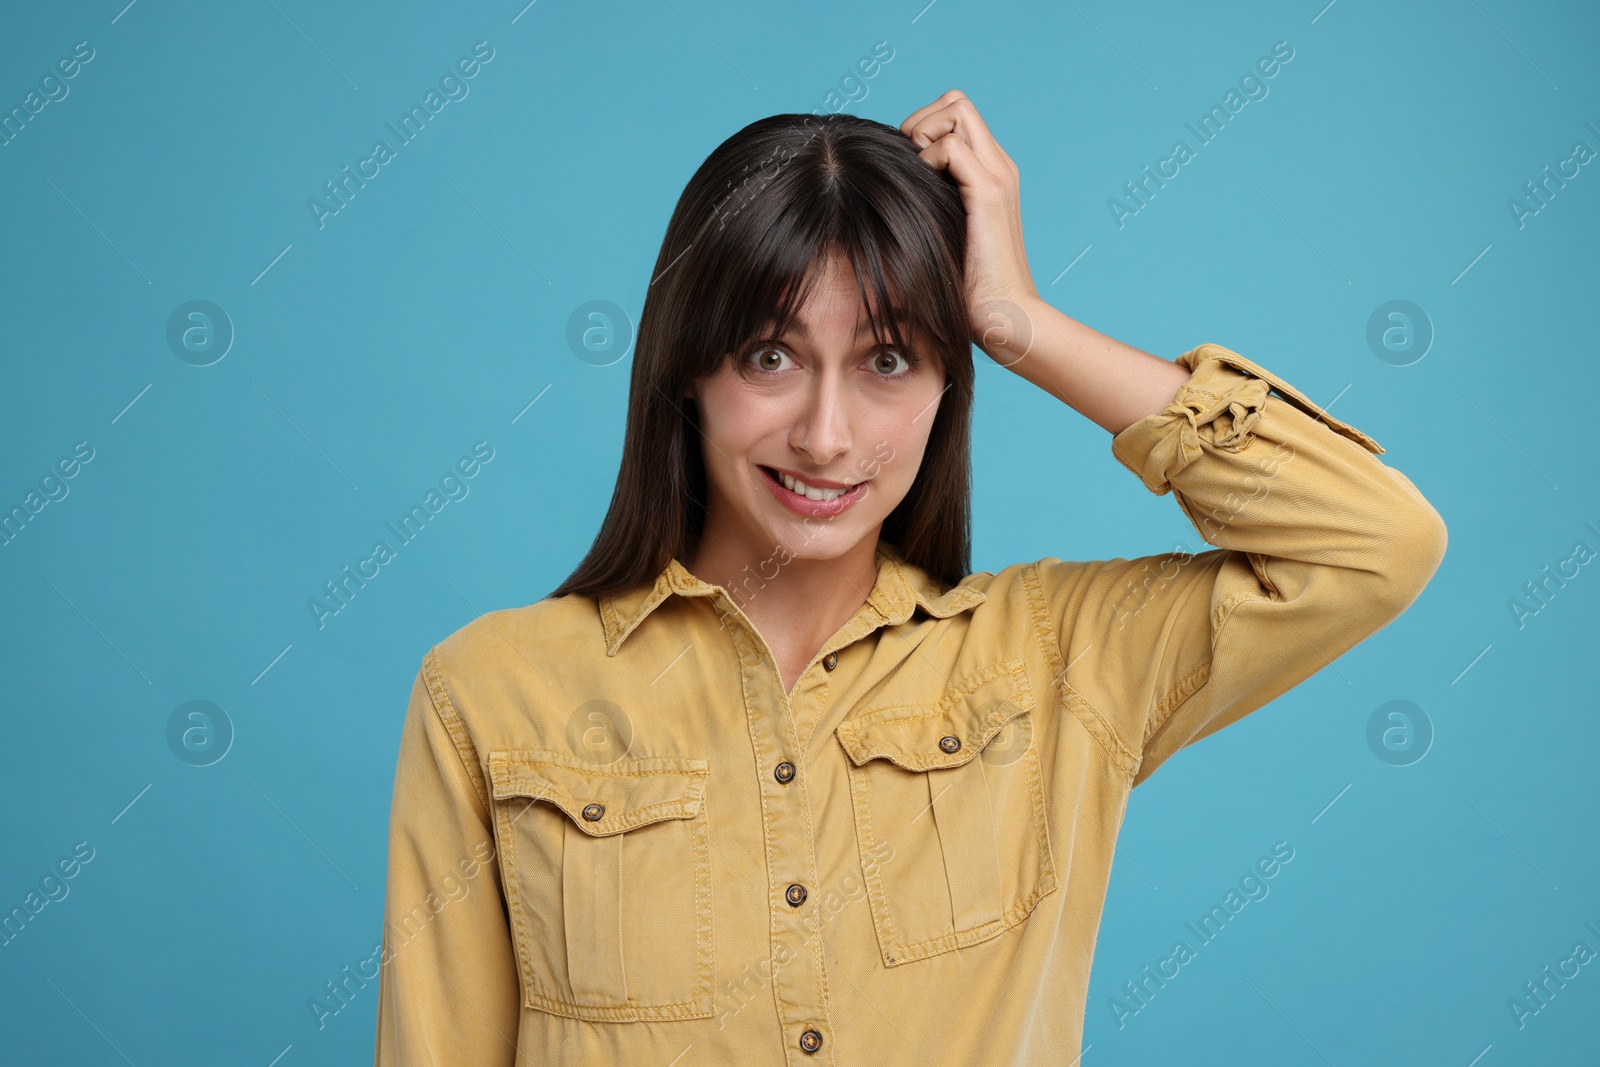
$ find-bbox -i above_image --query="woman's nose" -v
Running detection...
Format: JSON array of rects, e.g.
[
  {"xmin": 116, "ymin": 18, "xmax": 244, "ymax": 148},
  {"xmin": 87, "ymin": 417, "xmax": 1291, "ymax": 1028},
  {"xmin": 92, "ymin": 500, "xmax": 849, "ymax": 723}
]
[{"xmin": 791, "ymin": 373, "xmax": 852, "ymax": 463}]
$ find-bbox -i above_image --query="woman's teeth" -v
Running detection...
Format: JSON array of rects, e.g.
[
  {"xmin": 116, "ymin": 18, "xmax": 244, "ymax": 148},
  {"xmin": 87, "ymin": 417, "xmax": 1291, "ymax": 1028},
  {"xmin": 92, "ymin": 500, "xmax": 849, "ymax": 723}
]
[{"xmin": 775, "ymin": 469, "xmax": 852, "ymax": 501}]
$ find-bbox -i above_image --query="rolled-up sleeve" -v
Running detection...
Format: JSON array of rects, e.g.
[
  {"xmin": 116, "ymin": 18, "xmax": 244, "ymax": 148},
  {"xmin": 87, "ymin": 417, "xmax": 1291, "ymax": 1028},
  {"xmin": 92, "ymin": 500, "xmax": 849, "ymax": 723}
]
[
  {"xmin": 373, "ymin": 650, "xmax": 520, "ymax": 1065},
  {"xmin": 1035, "ymin": 342, "xmax": 1447, "ymax": 787}
]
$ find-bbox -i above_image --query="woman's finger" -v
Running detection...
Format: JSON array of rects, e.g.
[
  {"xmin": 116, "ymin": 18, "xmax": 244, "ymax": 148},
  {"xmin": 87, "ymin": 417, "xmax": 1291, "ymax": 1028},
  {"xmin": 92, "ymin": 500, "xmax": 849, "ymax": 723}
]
[
  {"xmin": 904, "ymin": 95, "xmax": 1015, "ymax": 181},
  {"xmin": 898, "ymin": 88, "xmax": 967, "ymax": 139},
  {"xmin": 914, "ymin": 119, "xmax": 1007, "ymax": 203},
  {"xmin": 905, "ymin": 99, "xmax": 981, "ymax": 155}
]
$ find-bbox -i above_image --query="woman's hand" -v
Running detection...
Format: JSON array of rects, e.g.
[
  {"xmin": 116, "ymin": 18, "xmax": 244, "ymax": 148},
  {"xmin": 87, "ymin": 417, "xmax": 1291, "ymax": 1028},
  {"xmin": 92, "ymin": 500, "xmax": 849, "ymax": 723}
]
[
  {"xmin": 901, "ymin": 90, "xmax": 1040, "ymax": 365},
  {"xmin": 901, "ymin": 91, "xmax": 1183, "ymax": 429}
]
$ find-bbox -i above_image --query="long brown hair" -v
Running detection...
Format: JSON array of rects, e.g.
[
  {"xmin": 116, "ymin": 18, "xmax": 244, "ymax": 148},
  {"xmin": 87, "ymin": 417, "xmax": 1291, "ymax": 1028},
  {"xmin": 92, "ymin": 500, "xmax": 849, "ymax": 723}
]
[{"xmin": 549, "ymin": 111, "xmax": 973, "ymax": 601}]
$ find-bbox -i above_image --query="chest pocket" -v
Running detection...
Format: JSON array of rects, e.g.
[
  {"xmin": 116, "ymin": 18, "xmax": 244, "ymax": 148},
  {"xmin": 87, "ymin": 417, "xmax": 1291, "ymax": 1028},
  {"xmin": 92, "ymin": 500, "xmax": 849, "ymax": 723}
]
[
  {"xmin": 486, "ymin": 751, "xmax": 714, "ymax": 1021},
  {"xmin": 834, "ymin": 658, "xmax": 1057, "ymax": 967}
]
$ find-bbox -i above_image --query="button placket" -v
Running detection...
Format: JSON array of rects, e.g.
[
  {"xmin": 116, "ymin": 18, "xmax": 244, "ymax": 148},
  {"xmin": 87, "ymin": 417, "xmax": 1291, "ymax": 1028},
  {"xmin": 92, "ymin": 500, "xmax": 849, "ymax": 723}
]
[{"xmin": 724, "ymin": 613, "xmax": 835, "ymax": 1066}]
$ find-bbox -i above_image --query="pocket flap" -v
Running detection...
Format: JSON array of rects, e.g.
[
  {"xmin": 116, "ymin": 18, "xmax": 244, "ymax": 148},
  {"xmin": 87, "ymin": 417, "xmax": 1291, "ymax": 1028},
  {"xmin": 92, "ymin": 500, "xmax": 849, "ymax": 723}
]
[
  {"xmin": 835, "ymin": 659, "xmax": 1036, "ymax": 772},
  {"xmin": 487, "ymin": 752, "xmax": 709, "ymax": 837}
]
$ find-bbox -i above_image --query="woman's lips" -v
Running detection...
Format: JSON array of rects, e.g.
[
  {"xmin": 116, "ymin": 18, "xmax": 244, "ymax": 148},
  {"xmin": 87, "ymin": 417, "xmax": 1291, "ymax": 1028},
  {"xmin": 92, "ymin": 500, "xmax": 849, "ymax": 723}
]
[{"xmin": 757, "ymin": 465, "xmax": 868, "ymax": 519}]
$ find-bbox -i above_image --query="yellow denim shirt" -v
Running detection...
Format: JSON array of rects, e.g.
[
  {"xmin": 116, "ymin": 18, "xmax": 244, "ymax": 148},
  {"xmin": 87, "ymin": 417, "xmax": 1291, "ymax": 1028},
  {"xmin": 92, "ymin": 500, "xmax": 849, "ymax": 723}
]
[{"xmin": 373, "ymin": 343, "xmax": 1447, "ymax": 1065}]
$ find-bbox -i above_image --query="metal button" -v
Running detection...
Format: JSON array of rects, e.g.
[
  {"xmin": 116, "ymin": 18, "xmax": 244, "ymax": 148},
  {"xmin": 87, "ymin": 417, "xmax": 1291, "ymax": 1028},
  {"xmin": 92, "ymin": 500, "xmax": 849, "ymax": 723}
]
[
  {"xmin": 581, "ymin": 803, "xmax": 604, "ymax": 821},
  {"xmin": 774, "ymin": 761, "xmax": 795, "ymax": 784},
  {"xmin": 938, "ymin": 735, "xmax": 961, "ymax": 754},
  {"xmin": 822, "ymin": 652, "xmax": 838, "ymax": 671},
  {"xmin": 785, "ymin": 883, "xmax": 807, "ymax": 907},
  {"xmin": 799, "ymin": 1029, "xmax": 823, "ymax": 1053}
]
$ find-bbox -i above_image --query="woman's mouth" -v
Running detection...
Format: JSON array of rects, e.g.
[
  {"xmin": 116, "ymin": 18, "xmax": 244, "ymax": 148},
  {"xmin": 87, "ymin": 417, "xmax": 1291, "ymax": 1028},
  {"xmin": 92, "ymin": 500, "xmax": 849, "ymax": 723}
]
[{"xmin": 757, "ymin": 465, "xmax": 868, "ymax": 518}]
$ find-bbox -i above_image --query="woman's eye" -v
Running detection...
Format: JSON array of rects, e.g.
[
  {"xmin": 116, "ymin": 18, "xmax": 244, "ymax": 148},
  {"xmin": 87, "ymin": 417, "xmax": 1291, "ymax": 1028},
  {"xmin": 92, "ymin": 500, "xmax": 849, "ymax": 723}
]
[
  {"xmin": 744, "ymin": 346, "xmax": 791, "ymax": 374},
  {"xmin": 870, "ymin": 348, "xmax": 915, "ymax": 376}
]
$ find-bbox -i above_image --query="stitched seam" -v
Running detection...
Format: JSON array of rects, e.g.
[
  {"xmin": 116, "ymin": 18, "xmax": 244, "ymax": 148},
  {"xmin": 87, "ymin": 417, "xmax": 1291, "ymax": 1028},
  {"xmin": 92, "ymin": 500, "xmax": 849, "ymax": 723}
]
[
  {"xmin": 1214, "ymin": 589, "xmax": 1266, "ymax": 634},
  {"xmin": 526, "ymin": 985, "xmax": 713, "ymax": 1021},
  {"xmin": 731, "ymin": 625, "xmax": 796, "ymax": 1040},
  {"xmin": 1057, "ymin": 684, "xmax": 1139, "ymax": 778},
  {"xmin": 1021, "ymin": 562, "xmax": 1138, "ymax": 770},
  {"xmin": 489, "ymin": 756, "xmax": 710, "ymax": 777},
  {"xmin": 841, "ymin": 658, "xmax": 1028, "ymax": 727},
  {"xmin": 1144, "ymin": 582, "xmax": 1260, "ymax": 740},
  {"xmin": 491, "ymin": 794, "xmax": 541, "ymax": 1011},
  {"xmin": 842, "ymin": 734, "xmax": 901, "ymax": 963},
  {"xmin": 1019, "ymin": 561, "xmax": 1066, "ymax": 683},
  {"xmin": 692, "ymin": 778, "xmax": 715, "ymax": 1017},
  {"xmin": 805, "ymin": 668, "xmax": 833, "ymax": 754},
  {"xmin": 1145, "ymin": 660, "xmax": 1212, "ymax": 742},
  {"xmin": 599, "ymin": 596, "xmax": 622, "ymax": 651},
  {"xmin": 421, "ymin": 647, "xmax": 490, "ymax": 813},
  {"xmin": 786, "ymin": 648, "xmax": 835, "ymax": 1043}
]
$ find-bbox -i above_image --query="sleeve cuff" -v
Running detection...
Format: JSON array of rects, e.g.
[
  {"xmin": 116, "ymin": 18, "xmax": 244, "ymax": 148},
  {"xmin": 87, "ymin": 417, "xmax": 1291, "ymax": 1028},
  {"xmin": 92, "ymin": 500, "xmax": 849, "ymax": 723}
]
[{"xmin": 1111, "ymin": 342, "xmax": 1384, "ymax": 496}]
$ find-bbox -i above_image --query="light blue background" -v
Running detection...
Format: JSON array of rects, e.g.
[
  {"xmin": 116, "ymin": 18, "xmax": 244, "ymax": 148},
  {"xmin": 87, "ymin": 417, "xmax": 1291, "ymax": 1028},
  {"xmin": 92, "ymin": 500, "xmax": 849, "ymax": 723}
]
[{"xmin": 2, "ymin": 0, "xmax": 1596, "ymax": 1063}]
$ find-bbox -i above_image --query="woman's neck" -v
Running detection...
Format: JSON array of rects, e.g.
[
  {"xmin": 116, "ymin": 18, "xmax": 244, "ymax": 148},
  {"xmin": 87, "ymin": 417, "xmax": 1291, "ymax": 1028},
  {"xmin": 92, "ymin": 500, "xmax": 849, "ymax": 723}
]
[{"xmin": 682, "ymin": 526, "xmax": 883, "ymax": 671}]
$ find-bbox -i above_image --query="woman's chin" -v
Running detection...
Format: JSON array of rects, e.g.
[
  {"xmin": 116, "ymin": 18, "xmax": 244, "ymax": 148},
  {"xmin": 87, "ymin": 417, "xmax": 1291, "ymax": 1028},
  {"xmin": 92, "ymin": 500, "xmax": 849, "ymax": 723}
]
[{"xmin": 775, "ymin": 522, "xmax": 880, "ymax": 562}]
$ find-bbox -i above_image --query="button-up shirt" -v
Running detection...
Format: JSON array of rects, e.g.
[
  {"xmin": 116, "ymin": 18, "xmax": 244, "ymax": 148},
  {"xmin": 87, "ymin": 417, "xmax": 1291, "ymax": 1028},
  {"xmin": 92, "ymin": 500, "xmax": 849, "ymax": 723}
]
[{"xmin": 373, "ymin": 343, "xmax": 1448, "ymax": 1065}]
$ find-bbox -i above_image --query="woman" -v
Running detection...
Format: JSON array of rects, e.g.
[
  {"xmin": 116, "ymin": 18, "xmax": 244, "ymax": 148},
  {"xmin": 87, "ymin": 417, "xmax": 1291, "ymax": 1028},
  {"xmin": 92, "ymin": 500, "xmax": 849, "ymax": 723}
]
[{"xmin": 374, "ymin": 92, "xmax": 1446, "ymax": 1064}]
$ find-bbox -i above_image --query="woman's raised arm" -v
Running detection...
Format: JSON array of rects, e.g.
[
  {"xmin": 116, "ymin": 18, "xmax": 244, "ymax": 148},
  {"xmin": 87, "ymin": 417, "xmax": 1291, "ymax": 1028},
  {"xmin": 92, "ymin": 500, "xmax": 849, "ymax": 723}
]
[
  {"xmin": 1030, "ymin": 342, "xmax": 1446, "ymax": 784},
  {"xmin": 906, "ymin": 91, "xmax": 1448, "ymax": 785}
]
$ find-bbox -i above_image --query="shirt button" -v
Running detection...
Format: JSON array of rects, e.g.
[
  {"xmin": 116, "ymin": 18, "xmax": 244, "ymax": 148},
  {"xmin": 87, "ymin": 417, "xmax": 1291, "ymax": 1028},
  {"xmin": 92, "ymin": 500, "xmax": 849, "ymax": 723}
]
[
  {"xmin": 822, "ymin": 652, "xmax": 838, "ymax": 671},
  {"xmin": 939, "ymin": 735, "xmax": 961, "ymax": 754},
  {"xmin": 785, "ymin": 883, "xmax": 807, "ymax": 907},
  {"xmin": 581, "ymin": 803, "xmax": 604, "ymax": 821},
  {"xmin": 774, "ymin": 761, "xmax": 795, "ymax": 784},
  {"xmin": 799, "ymin": 1029, "xmax": 824, "ymax": 1053}
]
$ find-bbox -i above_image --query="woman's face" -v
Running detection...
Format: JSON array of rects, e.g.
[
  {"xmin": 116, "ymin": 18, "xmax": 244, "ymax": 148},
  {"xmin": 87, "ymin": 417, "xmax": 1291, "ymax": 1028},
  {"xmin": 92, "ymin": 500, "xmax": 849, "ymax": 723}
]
[{"xmin": 686, "ymin": 253, "xmax": 947, "ymax": 566}]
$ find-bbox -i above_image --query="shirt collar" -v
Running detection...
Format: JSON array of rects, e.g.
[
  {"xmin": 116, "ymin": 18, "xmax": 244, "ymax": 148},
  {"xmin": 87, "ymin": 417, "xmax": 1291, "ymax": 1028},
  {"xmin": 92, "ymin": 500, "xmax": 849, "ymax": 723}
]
[{"xmin": 598, "ymin": 541, "xmax": 987, "ymax": 656}]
